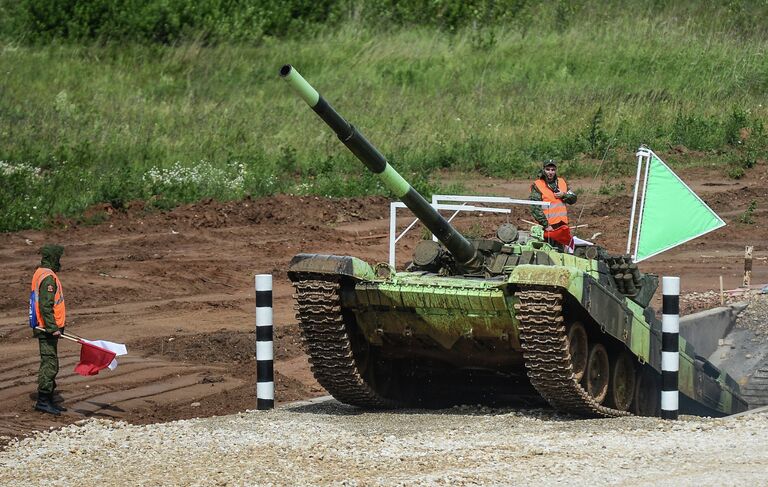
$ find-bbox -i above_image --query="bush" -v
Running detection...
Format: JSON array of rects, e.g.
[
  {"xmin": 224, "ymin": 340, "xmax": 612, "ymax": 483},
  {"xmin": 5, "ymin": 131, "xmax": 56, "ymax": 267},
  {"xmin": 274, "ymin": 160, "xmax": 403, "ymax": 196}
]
[
  {"xmin": 5, "ymin": 1, "xmax": 768, "ymax": 44},
  {"xmin": 4, "ymin": 0, "xmax": 348, "ymax": 43},
  {"xmin": 738, "ymin": 200, "xmax": 757, "ymax": 224}
]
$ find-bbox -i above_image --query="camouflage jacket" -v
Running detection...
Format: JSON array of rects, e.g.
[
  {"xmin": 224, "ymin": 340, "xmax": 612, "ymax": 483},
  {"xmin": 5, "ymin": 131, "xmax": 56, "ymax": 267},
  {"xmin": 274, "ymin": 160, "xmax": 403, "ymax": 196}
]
[
  {"xmin": 529, "ymin": 174, "xmax": 577, "ymax": 226},
  {"xmin": 36, "ymin": 274, "xmax": 59, "ymax": 333},
  {"xmin": 35, "ymin": 247, "xmax": 63, "ymax": 334}
]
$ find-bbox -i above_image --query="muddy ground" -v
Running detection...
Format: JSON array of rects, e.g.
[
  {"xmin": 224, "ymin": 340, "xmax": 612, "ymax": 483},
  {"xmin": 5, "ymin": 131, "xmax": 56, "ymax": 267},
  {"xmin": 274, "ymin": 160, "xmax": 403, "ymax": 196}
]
[{"xmin": 1, "ymin": 166, "xmax": 766, "ymax": 442}]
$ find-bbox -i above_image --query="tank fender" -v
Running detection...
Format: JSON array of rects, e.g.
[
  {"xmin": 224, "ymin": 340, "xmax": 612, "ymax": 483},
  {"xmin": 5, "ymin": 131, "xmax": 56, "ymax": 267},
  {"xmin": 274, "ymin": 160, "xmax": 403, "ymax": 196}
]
[
  {"xmin": 287, "ymin": 254, "xmax": 376, "ymax": 281},
  {"xmin": 508, "ymin": 264, "xmax": 587, "ymax": 300}
]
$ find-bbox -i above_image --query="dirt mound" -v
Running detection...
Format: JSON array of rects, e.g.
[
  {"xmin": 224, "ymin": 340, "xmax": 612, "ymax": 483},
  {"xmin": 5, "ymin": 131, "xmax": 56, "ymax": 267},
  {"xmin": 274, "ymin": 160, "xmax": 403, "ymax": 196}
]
[
  {"xmin": 129, "ymin": 325, "xmax": 304, "ymax": 364},
  {"xmin": 65, "ymin": 194, "xmax": 392, "ymax": 232}
]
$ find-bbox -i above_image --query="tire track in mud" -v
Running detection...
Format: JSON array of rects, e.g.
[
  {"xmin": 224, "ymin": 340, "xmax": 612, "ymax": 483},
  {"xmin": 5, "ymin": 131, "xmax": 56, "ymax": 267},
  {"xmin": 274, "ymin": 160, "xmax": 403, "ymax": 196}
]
[
  {"xmin": 0, "ymin": 354, "xmax": 238, "ymax": 399},
  {"xmin": 0, "ymin": 358, "xmax": 171, "ymax": 397},
  {"xmin": 0, "ymin": 351, "xmax": 244, "ymax": 439},
  {"xmin": 67, "ymin": 372, "xmax": 242, "ymax": 418}
]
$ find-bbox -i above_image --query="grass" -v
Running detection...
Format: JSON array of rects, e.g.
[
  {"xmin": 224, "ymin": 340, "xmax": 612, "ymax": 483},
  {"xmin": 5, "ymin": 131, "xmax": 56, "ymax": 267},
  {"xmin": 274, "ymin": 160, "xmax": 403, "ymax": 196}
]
[{"xmin": 1, "ymin": 13, "xmax": 767, "ymax": 231}]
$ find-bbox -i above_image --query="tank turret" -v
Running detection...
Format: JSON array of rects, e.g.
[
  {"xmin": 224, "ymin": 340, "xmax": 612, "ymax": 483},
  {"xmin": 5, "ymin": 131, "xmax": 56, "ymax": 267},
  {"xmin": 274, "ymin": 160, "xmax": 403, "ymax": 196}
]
[{"xmin": 280, "ymin": 65, "xmax": 483, "ymax": 272}]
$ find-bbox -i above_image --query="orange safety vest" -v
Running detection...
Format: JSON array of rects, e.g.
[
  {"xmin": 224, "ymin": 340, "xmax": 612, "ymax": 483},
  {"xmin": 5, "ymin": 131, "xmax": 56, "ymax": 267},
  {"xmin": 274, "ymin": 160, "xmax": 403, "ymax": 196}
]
[
  {"xmin": 534, "ymin": 177, "xmax": 569, "ymax": 226},
  {"xmin": 29, "ymin": 267, "xmax": 66, "ymax": 330}
]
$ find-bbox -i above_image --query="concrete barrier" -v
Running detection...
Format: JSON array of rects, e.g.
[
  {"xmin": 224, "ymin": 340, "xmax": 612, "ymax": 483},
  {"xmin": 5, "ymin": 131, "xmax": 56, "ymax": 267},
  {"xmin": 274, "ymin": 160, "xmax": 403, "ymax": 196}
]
[{"xmin": 679, "ymin": 302, "xmax": 747, "ymax": 358}]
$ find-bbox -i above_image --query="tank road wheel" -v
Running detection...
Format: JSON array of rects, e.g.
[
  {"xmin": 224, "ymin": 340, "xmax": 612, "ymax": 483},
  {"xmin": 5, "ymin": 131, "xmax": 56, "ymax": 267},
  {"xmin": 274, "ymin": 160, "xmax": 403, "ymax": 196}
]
[
  {"xmin": 633, "ymin": 367, "xmax": 660, "ymax": 417},
  {"xmin": 566, "ymin": 322, "xmax": 589, "ymax": 382},
  {"xmin": 607, "ymin": 351, "xmax": 637, "ymax": 411},
  {"xmin": 584, "ymin": 343, "xmax": 610, "ymax": 404}
]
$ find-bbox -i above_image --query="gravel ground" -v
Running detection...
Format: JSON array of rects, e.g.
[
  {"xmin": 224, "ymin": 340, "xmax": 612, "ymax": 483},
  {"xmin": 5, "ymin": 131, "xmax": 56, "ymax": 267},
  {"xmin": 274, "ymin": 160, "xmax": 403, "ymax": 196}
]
[{"xmin": 2, "ymin": 401, "xmax": 767, "ymax": 486}]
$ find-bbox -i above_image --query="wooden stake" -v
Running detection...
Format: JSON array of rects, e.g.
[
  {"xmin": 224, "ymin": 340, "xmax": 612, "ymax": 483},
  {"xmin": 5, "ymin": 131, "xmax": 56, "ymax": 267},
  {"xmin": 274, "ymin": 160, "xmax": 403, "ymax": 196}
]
[
  {"xmin": 719, "ymin": 276, "xmax": 725, "ymax": 306},
  {"xmin": 744, "ymin": 245, "xmax": 753, "ymax": 287}
]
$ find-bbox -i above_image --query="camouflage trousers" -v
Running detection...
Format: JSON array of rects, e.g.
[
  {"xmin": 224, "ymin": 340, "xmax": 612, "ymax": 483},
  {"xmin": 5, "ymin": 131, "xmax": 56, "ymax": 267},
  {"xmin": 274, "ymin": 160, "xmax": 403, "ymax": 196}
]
[{"xmin": 37, "ymin": 335, "xmax": 59, "ymax": 394}]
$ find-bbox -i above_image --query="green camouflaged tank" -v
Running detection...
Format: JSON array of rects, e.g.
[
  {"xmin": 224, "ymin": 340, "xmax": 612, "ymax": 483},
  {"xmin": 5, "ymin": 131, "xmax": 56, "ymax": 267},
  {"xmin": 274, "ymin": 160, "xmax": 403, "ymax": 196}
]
[{"xmin": 280, "ymin": 65, "xmax": 747, "ymax": 417}]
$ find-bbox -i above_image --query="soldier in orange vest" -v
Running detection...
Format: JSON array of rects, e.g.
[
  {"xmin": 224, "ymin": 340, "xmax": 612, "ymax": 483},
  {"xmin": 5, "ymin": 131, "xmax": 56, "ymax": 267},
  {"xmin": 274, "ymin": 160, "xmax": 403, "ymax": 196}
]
[
  {"xmin": 529, "ymin": 160, "xmax": 577, "ymax": 247},
  {"xmin": 29, "ymin": 244, "xmax": 67, "ymax": 415}
]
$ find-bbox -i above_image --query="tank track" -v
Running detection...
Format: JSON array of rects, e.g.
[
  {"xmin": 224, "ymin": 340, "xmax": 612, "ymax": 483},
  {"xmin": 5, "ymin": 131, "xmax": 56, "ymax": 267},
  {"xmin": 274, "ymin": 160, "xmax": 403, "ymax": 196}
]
[
  {"xmin": 742, "ymin": 366, "xmax": 768, "ymax": 409},
  {"xmin": 292, "ymin": 275, "xmax": 398, "ymax": 408},
  {"xmin": 515, "ymin": 287, "xmax": 632, "ymax": 418}
]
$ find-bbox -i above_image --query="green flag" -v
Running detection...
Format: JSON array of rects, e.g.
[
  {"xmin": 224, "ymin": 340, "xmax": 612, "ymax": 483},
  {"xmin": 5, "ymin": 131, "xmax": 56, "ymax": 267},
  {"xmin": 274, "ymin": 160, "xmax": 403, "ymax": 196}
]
[{"xmin": 635, "ymin": 153, "xmax": 725, "ymax": 262}]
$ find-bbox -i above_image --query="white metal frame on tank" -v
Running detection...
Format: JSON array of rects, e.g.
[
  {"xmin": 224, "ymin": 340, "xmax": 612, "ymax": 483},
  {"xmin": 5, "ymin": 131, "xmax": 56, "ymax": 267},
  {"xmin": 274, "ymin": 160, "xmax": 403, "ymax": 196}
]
[{"xmin": 388, "ymin": 196, "xmax": 548, "ymax": 268}]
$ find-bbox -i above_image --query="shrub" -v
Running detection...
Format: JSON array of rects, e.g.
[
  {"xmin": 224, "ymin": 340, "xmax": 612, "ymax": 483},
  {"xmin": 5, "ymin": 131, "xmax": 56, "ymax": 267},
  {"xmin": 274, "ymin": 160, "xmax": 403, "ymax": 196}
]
[{"xmin": 738, "ymin": 200, "xmax": 757, "ymax": 224}]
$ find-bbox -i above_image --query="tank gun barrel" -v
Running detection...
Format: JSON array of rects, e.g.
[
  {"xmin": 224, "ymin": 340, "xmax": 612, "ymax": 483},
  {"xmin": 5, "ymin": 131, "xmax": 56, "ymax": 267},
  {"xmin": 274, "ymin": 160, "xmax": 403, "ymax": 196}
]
[{"xmin": 280, "ymin": 64, "xmax": 482, "ymax": 271}]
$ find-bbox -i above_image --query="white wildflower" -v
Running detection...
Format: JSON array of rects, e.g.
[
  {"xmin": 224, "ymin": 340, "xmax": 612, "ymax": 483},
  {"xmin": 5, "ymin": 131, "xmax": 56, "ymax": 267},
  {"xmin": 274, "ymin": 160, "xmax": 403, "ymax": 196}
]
[{"xmin": 0, "ymin": 161, "xmax": 42, "ymax": 178}]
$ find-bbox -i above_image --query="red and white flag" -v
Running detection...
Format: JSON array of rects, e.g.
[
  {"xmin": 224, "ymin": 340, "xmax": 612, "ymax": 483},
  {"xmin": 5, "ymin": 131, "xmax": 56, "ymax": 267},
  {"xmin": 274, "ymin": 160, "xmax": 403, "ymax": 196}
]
[
  {"xmin": 74, "ymin": 341, "xmax": 117, "ymax": 376},
  {"xmin": 82, "ymin": 339, "xmax": 128, "ymax": 370},
  {"xmin": 35, "ymin": 328, "xmax": 128, "ymax": 376},
  {"xmin": 544, "ymin": 225, "xmax": 573, "ymax": 250}
]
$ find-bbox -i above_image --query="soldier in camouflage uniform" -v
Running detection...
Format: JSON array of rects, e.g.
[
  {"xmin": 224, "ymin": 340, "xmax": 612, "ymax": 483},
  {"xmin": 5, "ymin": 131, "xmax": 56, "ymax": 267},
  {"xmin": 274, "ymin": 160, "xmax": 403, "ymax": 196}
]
[
  {"xmin": 529, "ymin": 160, "xmax": 577, "ymax": 247},
  {"xmin": 30, "ymin": 244, "xmax": 67, "ymax": 415}
]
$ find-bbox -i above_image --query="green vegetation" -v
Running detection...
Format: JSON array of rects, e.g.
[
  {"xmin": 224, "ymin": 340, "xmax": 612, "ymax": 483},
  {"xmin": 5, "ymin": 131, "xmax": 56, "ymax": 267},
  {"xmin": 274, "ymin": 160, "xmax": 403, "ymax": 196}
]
[
  {"xmin": 1, "ymin": 1, "xmax": 767, "ymax": 231},
  {"xmin": 738, "ymin": 200, "xmax": 757, "ymax": 224},
  {"xmin": 597, "ymin": 182, "xmax": 628, "ymax": 197}
]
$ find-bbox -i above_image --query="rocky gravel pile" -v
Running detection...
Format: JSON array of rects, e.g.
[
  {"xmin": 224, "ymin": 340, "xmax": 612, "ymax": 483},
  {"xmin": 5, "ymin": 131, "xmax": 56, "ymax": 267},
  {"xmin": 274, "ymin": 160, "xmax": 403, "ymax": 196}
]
[
  {"xmin": 680, "ymin": 288, "xmax": 768, "ymax": 335},
  {"xmin": 2, "ymin": 401, "xmax": 767, "ymax": 486},
  {"xmin": 680, "ymin": 290, "xmax": 728, "ymax": 315},
  {"xmin": 733, "ymin": 291, "xmax": 768, "ymax": 336}
]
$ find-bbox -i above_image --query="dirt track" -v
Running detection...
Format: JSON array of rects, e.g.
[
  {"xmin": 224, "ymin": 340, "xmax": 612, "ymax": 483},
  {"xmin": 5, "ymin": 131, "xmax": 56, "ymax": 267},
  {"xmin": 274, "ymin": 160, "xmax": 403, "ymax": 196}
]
[{"xmin": 1, "ymin": 168, "xmax": 766, "ymax": 442}]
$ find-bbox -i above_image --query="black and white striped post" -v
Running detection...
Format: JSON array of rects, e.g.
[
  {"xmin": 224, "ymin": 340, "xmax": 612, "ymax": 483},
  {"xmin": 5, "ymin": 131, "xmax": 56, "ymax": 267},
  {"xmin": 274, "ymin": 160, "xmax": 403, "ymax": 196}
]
[
  {"xmin": 661, "ymin": 276, "xmax": 680, "ymax": 420},
  {"xmin": 255, "ymin": 274, "xmax": 274, "ymax": 410}
]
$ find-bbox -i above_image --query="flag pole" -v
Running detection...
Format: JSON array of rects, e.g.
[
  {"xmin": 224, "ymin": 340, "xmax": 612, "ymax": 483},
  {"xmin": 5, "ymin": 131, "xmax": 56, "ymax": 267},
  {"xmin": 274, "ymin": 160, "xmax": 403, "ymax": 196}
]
[
  {"xmin": 58, "ymin": 334, "xmax": 80, "ymax": 344},
  {"xmin": 632, "ymin": 149, "xmax": 652, "ymax": 261},
  {"xmin": 35, "ymin": 327, "xmax": 81, "ymax": 344},
  {"xmin": 627, "ymin": 147, "xmax": 647, "ymax": 255},
  {"xmin": 62, "ymin": 330, "xmax": 86, "ymax": 341}
]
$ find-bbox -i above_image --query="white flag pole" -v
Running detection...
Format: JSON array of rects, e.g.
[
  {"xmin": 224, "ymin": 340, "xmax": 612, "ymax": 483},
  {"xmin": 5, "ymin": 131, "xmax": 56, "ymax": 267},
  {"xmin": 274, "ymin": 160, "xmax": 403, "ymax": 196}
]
[
  {"xmin": 37, "ymin": 328, "xmax": 80, "ymax": 343},
  {"xmin": 627, "ymin": 148, "xmax": 647, "ymax": 255},
  {"xmin": 632, "ymin": 150, "xmax": 652, "ymax": 262}
]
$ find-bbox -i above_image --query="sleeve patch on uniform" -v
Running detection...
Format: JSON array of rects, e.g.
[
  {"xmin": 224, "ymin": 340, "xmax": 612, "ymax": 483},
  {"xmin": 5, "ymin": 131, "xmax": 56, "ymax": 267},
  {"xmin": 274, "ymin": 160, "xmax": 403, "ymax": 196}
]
[{"xmin": 47, "ymin": 285, "xmax": 54, "ymax": 292}]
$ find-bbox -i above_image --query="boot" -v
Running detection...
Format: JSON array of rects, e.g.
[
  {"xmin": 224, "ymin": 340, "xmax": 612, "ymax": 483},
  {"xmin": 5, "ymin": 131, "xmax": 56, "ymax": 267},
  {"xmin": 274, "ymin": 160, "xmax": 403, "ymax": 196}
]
[
  {"xmin": 34, "ymin": 392, "xmax": 61, "ymax": 416},
  {"xmin": 51, "ymin": 391, "xmax": 68, "ymax": 412}
]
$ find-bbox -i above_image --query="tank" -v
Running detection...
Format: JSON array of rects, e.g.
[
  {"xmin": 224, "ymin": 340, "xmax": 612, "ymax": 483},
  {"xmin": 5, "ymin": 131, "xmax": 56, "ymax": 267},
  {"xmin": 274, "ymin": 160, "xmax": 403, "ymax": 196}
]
[{"xmin": 279, "ymin": 64, "xmax": 748, "ymax": 417}]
